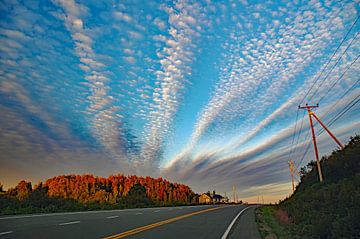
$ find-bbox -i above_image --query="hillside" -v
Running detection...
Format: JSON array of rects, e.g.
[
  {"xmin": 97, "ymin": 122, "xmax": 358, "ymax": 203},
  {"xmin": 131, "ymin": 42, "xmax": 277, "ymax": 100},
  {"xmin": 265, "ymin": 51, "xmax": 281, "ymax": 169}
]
[
  {"xmin": 257, "ymin": 135, "xmax": 360, "ymax": 238},
  {"xmin": 0, "ymin": 174, "xmax": 195, "ymax": 215}
]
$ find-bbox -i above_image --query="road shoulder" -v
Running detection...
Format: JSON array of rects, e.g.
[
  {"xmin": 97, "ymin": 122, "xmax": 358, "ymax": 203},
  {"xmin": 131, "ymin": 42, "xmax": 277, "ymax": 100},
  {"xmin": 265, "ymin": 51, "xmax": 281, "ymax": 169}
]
[{"xmin": 228, "ymin": 206, "xmax": 261, "ymax": 239}]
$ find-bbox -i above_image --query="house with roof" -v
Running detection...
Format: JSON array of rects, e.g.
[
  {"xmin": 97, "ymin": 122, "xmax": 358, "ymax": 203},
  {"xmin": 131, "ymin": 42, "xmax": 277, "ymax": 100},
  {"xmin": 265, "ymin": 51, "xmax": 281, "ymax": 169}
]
[
  {"xmin": 199, "ymin": 193, "xmax": 212, "ymax": 204},
  {"xmin": 198, "ymin": 191, "xmax": 226, "ymax": 204}
]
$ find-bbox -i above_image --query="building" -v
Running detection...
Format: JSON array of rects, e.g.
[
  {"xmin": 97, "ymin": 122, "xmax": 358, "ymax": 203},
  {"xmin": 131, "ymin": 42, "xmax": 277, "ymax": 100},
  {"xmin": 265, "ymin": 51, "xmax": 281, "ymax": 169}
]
[
  {"xmin": 220, "ymin": 196, "xmax": 229, "ymax": 203},
  {"xmin": 199, "ymin": 193, "xmax": 212, "ymax": 204},
  {"xmin": 199, "ymin": 191, "xmax": 227, "ymax": 204}
]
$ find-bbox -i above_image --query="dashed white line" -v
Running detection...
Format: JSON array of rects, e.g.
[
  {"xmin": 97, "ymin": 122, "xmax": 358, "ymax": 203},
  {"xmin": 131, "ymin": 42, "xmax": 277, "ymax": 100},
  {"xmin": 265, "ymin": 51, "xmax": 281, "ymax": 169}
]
[
  {"xmin": 106, "ymin": 216, "xmax": 119, "ymax": 219},
  {"xmin": 154, "ymin": 210, "xmax": 160, "ymax": 213},
  {"xmin": 221, "ymin": 206, "xmax": 253, "ymax": 239},
  {"xmin": 0, "ymin": 231, "xmax": 13, "ymax": 236},
  {"xmin": 58, "ymin": 221, "xmax": 80, "ymax": 226},
  {"xmin": 0, "ymin": 205, "xmax": 209, "ymax": 220},
  {"xmin": 135, "ymin": 213, "xmax": 143, "ymax": 215}
]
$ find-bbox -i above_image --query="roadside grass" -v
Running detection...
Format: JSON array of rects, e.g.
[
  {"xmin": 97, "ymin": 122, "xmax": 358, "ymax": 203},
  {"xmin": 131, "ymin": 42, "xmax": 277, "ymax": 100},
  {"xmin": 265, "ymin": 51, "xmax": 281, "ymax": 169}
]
[{"xmin": 255, "ymin": 205, "xmax": 294, "ymax": 239}]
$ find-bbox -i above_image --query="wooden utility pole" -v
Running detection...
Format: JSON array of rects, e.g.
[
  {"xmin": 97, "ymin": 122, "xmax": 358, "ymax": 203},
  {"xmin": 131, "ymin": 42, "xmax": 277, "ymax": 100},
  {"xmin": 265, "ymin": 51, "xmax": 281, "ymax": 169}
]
[
  {"xmin": 299, "ymin": 104, "xmax": 344, "ymax": 182},
  {"xmin": 288, "ymin": 160, "xmax": 300, "ymax": 193},
  {"xmin": 232, "ymin": 186, "xmax": 236, "ymax": 203}
]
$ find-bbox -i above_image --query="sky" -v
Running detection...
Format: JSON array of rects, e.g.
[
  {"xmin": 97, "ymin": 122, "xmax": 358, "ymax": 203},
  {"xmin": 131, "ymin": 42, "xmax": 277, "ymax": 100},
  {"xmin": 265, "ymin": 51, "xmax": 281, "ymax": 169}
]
[{"xmin": 0, "ymin": 0, "xmax": 359, "ymax": 203}]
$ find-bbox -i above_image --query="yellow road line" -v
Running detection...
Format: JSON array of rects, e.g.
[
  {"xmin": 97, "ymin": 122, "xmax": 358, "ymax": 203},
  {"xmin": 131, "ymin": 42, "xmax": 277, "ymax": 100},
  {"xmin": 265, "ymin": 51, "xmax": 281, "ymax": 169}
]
[{"xmin": 102, "ymin": 206, "xmax": 223, "ymax": 239}]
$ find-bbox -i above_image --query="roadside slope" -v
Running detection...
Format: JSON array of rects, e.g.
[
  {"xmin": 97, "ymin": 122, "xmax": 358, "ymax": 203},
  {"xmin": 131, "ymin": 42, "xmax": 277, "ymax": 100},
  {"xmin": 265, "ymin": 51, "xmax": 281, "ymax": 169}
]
[{"xmin": 256, "ymin": 135, "xmax": 360, "ymax": 238}]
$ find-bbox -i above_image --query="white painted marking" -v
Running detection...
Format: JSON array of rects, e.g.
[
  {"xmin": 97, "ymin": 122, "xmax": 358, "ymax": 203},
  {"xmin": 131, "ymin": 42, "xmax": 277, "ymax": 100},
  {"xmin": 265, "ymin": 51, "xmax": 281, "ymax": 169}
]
[
  {"xmin": 135, "ymin": 213, "xmax": 143, "ymax": 215},
  {"xmin": 0, "ymin": 205, "xmax": 209, "ymax": 220},
  {"xmin": 154, "ymin": 210, "xmax": 160, "ymax": 213},
  {"xmin": 58, "ymin": 221, "xmax": 80, "ymax": 226},
  {"xmin": 0, "ymin": 231, "xmax": 13, "ymax": 236},
  {"xmin": 106, "ymin": 216, "xmax": 119, "ymax": 219},
  {"xmin": 221, "ymin": 206, "xmax": 253, "ymax": 239}
]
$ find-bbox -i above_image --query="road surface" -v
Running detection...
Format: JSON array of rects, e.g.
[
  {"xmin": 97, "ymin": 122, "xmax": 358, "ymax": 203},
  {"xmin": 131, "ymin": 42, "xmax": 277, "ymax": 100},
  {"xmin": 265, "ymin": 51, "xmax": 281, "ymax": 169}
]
[{"xmin": 0, "ymin": 205, "xmax": 261, "ymax": 239}]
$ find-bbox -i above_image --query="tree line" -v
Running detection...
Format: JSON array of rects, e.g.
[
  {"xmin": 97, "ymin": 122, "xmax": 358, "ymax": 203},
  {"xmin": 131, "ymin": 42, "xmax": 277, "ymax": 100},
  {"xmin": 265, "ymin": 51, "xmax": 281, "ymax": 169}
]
[{"xmin": 0, "ymin": 175, "xmax": 196, "ymax": 215}]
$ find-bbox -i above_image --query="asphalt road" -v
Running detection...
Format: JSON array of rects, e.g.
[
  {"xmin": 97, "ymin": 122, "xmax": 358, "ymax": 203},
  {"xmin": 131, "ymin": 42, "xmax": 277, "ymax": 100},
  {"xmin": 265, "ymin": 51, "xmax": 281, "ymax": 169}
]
[{"xmin": 0, "ymin": 205, "xmax": 261, "ymax": 239}]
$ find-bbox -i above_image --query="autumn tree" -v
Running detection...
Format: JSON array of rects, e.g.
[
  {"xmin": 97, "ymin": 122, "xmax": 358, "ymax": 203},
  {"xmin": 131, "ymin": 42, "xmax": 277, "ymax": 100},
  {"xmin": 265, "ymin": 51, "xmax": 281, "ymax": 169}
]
[{"xmin": 14, "ymin": 180, "xmax": 32, "ymax": 201}]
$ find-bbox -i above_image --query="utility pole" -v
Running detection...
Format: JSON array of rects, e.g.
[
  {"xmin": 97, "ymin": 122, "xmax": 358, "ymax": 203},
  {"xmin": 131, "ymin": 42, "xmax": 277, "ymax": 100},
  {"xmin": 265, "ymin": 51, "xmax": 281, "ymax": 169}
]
[
  {"xmin": 288, "ymin": 160, "xmax": 300, "ymax": 193},
  {"xmin": 232, "ymin": 186, "xmax": 236, "ymax": 203},
  {"xmin": 299, "ymin": 104, "xmax": 344, "ymax": 183}
]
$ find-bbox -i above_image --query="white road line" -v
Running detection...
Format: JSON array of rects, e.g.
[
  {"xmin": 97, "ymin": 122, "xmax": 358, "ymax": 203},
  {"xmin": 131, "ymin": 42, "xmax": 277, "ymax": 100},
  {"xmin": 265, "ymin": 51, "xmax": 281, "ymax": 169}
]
[
  {"xmin": 135, "ymin": 213, "xmax": 143, "ymax": 215},
  {"xmin": 154, "ymin": 210, "xmax": 160, "ymax": 213},
  {"xmin": 0, "ymin": 231, "xmax": 13, "ymax": 236},
  {"xmin": 106, "ymin": 216, "xmax": 119, "ymax": 219},
  {"xmin": 221, "ymin": 206, "xmax": 253, "ymax": 239},
  {"xmin": 58, "ymin": 221, "xmax": 80, "ymax": 226},
  {"xmin": 0, "ymin": 205, "xmax": 213, "ymax": 220}
]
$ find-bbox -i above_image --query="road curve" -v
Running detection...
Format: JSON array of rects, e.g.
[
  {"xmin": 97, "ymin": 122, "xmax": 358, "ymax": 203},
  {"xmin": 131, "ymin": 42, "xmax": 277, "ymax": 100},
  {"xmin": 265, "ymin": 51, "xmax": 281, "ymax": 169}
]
[{"xmin": 0, "ymin": 205, "xmax": 260, "ymax": 239}]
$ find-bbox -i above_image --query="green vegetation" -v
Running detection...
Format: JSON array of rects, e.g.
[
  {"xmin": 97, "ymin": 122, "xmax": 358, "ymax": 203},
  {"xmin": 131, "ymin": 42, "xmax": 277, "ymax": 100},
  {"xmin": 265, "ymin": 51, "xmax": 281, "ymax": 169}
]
[
  {"xmin": 256, "ymin": 206, "xmax": 293, "ymax": 239},
  {"xmin": 256, "ymin": 135, "xmax": 360, "ymax": 238}
]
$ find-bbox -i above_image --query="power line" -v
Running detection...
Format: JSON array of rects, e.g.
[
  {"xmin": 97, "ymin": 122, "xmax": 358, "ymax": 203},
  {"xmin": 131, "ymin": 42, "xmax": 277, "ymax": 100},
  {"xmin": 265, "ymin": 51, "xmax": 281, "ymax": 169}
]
[
  {"xmin": 308, "ymin": 31, "xmax": 359, "ymax": 102},
  {"xmin": 296, "ymin": 137, "xmax": 312, "ymax": 170},
  {"xmin": 288, "ymin": 108, "xmax": 299, "ymax": 161},
  {"xmin": 319, "ymin": 94, "xmax": 360, "ymax": 135},
  {"xmin": 300, "ymin": 14, "xmax": 360, "ymax": 104},
  {"xmin": 319, "ymin": 77, "xmax": 360, "ymax": 121},
  {"xmin": 291, "ymin": 110, "xmax": 306, "ymax": 160},
  {"xmin": 317, "ymin": 54, "xmax": 360, "ymax": 103}
]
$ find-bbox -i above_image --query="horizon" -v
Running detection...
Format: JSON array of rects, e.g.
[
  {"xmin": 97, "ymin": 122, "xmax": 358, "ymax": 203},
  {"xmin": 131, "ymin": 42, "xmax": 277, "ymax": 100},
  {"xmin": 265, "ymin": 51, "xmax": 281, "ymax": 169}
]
[{"xmin": 0, "ymin": 0, "xmax": 359, "ymax": 204}]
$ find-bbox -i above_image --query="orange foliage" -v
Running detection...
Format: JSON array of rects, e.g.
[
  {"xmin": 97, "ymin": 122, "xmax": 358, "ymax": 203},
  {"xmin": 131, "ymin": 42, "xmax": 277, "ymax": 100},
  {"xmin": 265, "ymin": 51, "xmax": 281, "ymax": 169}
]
[{"xmin": 41, "ymin": 174, "xmax": 194, "ymax": 204}]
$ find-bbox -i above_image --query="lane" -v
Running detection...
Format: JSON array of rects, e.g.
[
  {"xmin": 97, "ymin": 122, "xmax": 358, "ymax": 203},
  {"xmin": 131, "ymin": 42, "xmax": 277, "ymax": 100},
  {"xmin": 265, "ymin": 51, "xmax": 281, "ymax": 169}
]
[
  {"xmin": 0, "ymin": 205, "xmax": 220, "ymax": 239},
  {"xmin": 0, "ymin": 205, "xmax": 256, "ymax": 239},
  {"xmin": 118, "ymin": 205, "xmax": 247, "ymax": 239}
]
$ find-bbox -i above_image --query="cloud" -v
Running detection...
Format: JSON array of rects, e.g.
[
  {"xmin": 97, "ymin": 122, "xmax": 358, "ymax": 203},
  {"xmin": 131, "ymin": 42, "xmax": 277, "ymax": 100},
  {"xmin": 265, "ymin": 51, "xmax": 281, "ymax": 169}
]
[
  {"xmin": 113, "ymin": 11, "xmax": 133, "ymax": 23},
  {"xmin": 153, "ymin": 17, "xmax": 166, "ymax": 30},
  {"xmin": 162, "ymin": 1, "xmax": 359, "ymax": 200},
  {"xmin": 52, "ymin": 0, "xmax": 128, "ymax": 164},
  {"xmin": 170, "ymin": 1, "xmax": 356, "ymax": 161}
]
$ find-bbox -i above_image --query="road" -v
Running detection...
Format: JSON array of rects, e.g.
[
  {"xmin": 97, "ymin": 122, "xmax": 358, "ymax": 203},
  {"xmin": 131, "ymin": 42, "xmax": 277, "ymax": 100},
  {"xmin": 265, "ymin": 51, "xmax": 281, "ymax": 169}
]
[{"xmin": 0, "ymin": 205, "xmax": 261, "ymax": 239}]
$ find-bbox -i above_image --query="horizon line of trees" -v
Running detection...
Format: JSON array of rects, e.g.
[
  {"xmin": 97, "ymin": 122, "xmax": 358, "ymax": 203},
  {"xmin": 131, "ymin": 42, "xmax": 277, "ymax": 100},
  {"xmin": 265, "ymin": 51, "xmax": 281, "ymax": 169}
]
[{"xmin": 0, "ymin": 174, "xmax": 197, "ymax": 215}]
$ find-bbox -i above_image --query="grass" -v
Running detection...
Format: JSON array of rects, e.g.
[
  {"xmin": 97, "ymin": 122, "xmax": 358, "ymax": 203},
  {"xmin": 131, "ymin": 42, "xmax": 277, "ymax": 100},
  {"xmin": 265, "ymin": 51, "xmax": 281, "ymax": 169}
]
[{"xmin": 255, "ymin": 205, "xmax": 294, "ymax": 239}]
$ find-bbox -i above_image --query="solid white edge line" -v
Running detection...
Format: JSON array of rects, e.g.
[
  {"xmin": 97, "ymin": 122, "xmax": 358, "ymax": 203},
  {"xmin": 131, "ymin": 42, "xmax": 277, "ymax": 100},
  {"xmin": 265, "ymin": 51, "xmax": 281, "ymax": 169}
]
[
  {"xmin": 221, "ymin": 206, "xmax": 253, "ymax": 239},
  {"xmin": 58, "ymin": 221, "xmax": 80, "ymax": 226},
  {"xmin": 0, "ymin": 231, "xmax": 13, "ymax": 236}
]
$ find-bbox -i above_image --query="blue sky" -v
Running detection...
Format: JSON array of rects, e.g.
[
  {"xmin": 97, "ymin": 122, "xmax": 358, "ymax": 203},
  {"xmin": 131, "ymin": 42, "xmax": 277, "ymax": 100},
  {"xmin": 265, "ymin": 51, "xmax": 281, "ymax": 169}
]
[{"xmin": 0, "ymin": 0, "xmax": 359, "ymax": 203}]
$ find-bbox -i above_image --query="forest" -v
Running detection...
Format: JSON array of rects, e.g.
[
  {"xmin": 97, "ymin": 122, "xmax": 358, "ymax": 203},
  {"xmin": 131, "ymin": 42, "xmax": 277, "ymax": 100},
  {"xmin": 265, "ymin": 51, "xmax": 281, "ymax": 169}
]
[
  {"xmin": 0, "ymin": 174, "xmax": 196, "ymax": 215},
  {"xmin": 257, "ymin": 135, "xmax": 360, "ymax": 238}
]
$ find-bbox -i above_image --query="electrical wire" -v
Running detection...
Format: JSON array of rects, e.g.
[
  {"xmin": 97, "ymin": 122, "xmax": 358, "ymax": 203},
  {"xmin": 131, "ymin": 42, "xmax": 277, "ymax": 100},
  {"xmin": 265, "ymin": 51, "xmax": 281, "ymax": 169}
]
[
  {"xmin": 300, "ymin": 14, "xmax": 360, "ymax": 104},
  {"xmin": 308, "ymin": 31, "xmax": 359, "ymax": 102},
  {"xmin": 317, "ymin": 54, "xmax": 360, "ymax": 103}
]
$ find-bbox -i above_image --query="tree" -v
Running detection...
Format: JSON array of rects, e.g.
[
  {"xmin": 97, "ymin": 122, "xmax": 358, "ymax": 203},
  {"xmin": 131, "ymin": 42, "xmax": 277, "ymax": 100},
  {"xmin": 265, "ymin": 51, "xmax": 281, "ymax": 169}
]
[
  {"xmin": 125, "ymin": 184, "xmax": 153, "ymax": 207},
  {"xmin": 15, "ymin": 180, "xmax": 32, "ymax": 201}
]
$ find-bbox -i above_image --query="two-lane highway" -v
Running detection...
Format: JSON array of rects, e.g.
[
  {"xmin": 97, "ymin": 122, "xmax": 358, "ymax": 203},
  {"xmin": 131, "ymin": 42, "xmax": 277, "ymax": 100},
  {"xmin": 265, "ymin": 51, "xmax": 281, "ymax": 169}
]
[{"xmin": 0, "ymin": 205, "xmax": 260, "ymax": 239}]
